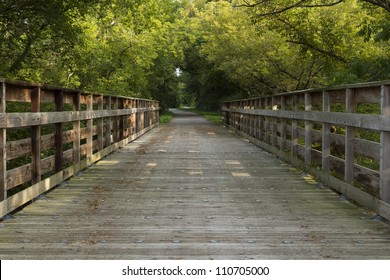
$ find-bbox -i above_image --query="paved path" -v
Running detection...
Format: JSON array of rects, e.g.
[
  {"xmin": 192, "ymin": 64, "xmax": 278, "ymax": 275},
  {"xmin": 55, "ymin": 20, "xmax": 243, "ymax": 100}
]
[{"xmin": 1, "ymin": 110, "xmax": 390, "ymax": 259}]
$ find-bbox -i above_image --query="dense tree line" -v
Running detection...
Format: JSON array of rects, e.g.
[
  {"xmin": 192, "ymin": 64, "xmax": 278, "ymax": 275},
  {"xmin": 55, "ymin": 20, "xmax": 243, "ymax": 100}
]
[{"xmin": 1, "ymin": 0, "xmax": 390, "ymax": 110}]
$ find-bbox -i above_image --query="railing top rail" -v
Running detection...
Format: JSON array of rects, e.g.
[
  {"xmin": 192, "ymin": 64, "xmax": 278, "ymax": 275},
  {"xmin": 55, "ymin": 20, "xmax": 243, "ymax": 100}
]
[
  {"xmin": 223, "ymin": 80, "xmax": 390, "ymax": 103},
  {"xmin": 0, "ymin": 78, "xmax": 158, "ymax": 103}
]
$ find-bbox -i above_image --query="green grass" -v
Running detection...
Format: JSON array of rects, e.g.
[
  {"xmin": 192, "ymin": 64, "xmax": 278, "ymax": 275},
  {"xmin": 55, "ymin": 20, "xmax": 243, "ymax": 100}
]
[
  {"xmin": 180, "ymin": 107, "xmax": 222, "ymax": 125},
  {"xmin": 159, "ymin": 111, "xmax": 173, "ymax": 124}
]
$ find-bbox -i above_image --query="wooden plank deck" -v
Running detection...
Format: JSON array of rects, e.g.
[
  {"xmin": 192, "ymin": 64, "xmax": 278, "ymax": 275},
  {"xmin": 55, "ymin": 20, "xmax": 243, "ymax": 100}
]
[{"xmin": 1, "ymin": 110, "xmax": 390, "ymax": 259}]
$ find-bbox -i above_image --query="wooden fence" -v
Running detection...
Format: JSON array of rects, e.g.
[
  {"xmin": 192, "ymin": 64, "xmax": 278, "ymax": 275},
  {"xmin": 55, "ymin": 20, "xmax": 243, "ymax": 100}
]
[
  {"xmin": 0, "ymin": 79, "xmax": 159, "ymax": 218},
  {"xmin": 222, "ymin": 81, "xmax": 390, "ymax": 220}
]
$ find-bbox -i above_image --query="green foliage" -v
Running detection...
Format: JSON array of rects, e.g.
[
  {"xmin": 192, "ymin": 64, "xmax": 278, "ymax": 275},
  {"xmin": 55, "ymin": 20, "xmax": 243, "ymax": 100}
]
[
  {"xmin": 197, "ymin": 111, "xmax": 222, "ymax": 125},
  {"xmin": 180, "ymin": 0, "xmax": 390, "ymax": 105},
  {"xmin": 1, "ymin": 0, "xmax": 390, "ymax": 109},
  {"xmin": 179, "ymin": 107, "xmax": 222, "ymax": 125},
  {"xmin": 159, "ymin": 111, "xmax": 173, "ymax": 124}
]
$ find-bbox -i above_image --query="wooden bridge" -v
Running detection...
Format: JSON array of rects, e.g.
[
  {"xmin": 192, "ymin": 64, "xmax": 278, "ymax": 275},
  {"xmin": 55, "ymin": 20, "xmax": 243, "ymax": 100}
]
[{"xmin": 1, "ymin": 79, "xmax": 390, "ymax": 259}]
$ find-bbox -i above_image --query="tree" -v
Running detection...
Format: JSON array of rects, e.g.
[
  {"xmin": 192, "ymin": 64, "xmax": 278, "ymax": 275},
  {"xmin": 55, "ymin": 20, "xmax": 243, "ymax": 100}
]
[{"xmin": 0, "ymin": 0, "xmax": 96, "ymax": 79}]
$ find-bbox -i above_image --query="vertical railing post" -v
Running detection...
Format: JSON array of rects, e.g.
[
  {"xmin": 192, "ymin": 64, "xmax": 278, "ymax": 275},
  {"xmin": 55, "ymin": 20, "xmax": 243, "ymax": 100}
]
[
  {"xmin": 0, "ymin": 82, "xmax": 7, "ymax": 201},
  {"xmin": 254, "ymin": 99, "xmax": 259, "ymax": 139},
  {"xmin": 73, "ymin": 92, "xmax": 81, "ymax": 171},
  {"xmin": 305, "ymin": 92, "xmax": 312, "ymax": 165},
  {"xmin": 105, "ymin": 96, "xmax": 112, "ymax": 147},
  {"xmin": 251, "ymin": 100, "xmax": 254, "ymax": 136},
  {"xmin": 280, "ymin": 96, "xmax": 286, "ymax": 152},
  {"xmin": 245, "ymin": 100, "xmax": 248, "ymax": 134},
  {"xmin": 322, "ymin": 91, "xmax": 331, "ymax": 175},
  {"xmin": 31, "ymin": 87, "xmax": 41, "ymax": 184},
  {"xmin": 291, "ymin": 95, "xmax": 298, "ymax": 158},
  {"xmin": 55, "ymin": 91, "xmax": 64, "ymax": 172},
  {"xmin": 135, "ymin": 100, "xmax": 140, "ymax": 133},
  {"xmin": 345, "ymin": 88, "xmax": 356, "ymax": 184},
  {"xmin": 239, "ymin": 101, "xmax": 243, "ymax": 132},
  {"xmin": 141, "ymin": 100, "xmax": 145, "ymax": 131},
  {"xmin": 264, "ymin": 98, "xmax": 270, "ymax": 143},
  {"xmin": 86, "ymin": 94, "xmax": 93, "ymax": 158},
  {"xmin": 131, "ymin": 99, "xmax": 136, "ymax": 135},
  {"xmin": 124, "ymin": 99, "xmax": 130, "ymax": 138},
  {"xmin": 148, "ymin": 101, "xmax": 150, "ymax": 128},
  {"xmin": 271, "ymin": 97, "xmax": 277, "ymax": 147},
  {"xmin": 259, "ymin": 99, "xmax": 263, "ymax": 141},
  {"xmin": 156, "ymin": 101, "xmax": 160, "ymax": 125},
  {"xmin": 119, "ymin": 98, "xmax": 124, "ymax": 140},
  {"xmin": 380, "ymin": 85, "xmax": 390, "ymax": 203},
  {"xmin": 248, "ymin": 100, "xmax": 252, "ymax": 137},
  {"xmin": 223, "ymin": 102, "xmax": 228, "ymax": 126},
  {"xmin": 149, "ymin": 101, "xmax": 152, "ymax": 127},
  {"xmin": 98, "ymin": 95, "xmax": 104, "ymax": 151},
  {"xmin": 113, "ymin": 97, "xmax": 119, "ymax": 142}
]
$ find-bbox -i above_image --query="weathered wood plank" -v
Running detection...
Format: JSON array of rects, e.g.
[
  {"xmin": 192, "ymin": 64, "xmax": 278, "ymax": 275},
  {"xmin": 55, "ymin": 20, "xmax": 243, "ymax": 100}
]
[
  {"xmin": 231, "ymin": 126, "xmax": 389, "ymax": 220},
  {"xmin": 73, "ymin": 92, "xmax": 81, "ymax": 169},
  {"xmin": 1, "ymin": 113, "xmax": 389, "ymax": 260},
  {"xmin": 105, "ymin": 96, "xmax": 112, "ymax": 147},
  {"xmin": 322, "ymin": 91, "xmax": 331, "ymax": 174},
  {"xmin": 31, "ymin": 87, "xmax": 41, "ymax": 184},
  {"xmin": 305, "ymin": 92, "xmax": 312, "ymax": 165},
  {"xmin": 345, "ymin": 88, "xmax": 356, "ymax": 184},
  {"xmin": 223, "ymin": 108, "xmax": 390, "ymax": 131},
  {"xmin": 6, "ymin": 126, "xmax": 103, "ymax": 160},
  {"xmin": 0, "ymin": 167, "xmax": 73, "ymax": 217},
  {"xmin": 97, "ymin": 95, "xmax": 104, "ymax": 151},
  {"xmin": 380, "ymin": 85, "xmax": 390, "ymax": 203},
  {"xmin": 0, "ymin": 108, "xmax": 158, "ymax": 128},
  {"xmin": 0, "ymin": 82, "xmax": 6, "ymax": 201},
  {"xmin": 295, "ymin": 127, "xmax": 380, "ymax": 161},
  {"xmin": 86, "ymin": 94, "xmax": 93, "ymax": 157},
  {"xmin": 55, "ymin": 91, "xmax": 64, "ymax": 172},
  {"xmin": 113, "ymin": 97, "xmax": 119, "ymax": 142},
  {"xmin": 4, "ymin": 123, "xmax": 157, "ymax": 201},
  {"xmin": 0, "ymin": 79, "xmax": 159, "ymax": 217}
]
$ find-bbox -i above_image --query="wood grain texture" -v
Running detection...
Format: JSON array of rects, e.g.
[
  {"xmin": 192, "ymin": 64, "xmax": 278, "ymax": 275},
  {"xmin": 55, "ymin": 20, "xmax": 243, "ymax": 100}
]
[
  {"xmin": 380, "ymin": 85, "xmax": 390, "ymax": 203},
  {"xmin": 1, "ymin": 112, "xmax": 389, "ymax": 260},
  {"xmin": 31, "ymin": 87, "xmax": 41, "ymax": 184},
  {"xmin": 0, "ymin": 82, "xmax": 6, "ymax": 201}
]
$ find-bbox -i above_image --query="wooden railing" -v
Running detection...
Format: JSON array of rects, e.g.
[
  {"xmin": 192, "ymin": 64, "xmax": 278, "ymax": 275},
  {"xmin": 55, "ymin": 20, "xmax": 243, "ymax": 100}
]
[
  {"xmin": 0, "ymin": 79, "xmax": 159, "ymax": 218},
  {"xmin": 222, "ymin": 81, "xmax": 390, "ymax": 220}
]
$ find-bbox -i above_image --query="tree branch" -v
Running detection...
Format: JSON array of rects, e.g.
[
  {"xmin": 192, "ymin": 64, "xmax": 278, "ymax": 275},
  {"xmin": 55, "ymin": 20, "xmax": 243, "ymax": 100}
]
[
  {"xmin": 234, "ymin": 0, "xmax": 309, "ymax": 15},
  {"xmin": 233, "ymin": 0, "xmax": 345, "ymax": 14},
  {"xmin": 233, "ymin": 0, "xmax": 268, "ymax": 8},
  {"xmin": 301, "ymin": 0, "xmax": 345, "ymax": 7},
  {"xmin": 8, "ymin": 24, "xmax": 48, "ymax": 74},
  {"xmin": 286, "ymin": 39, "xmax": 348, "ymax": 63},
  {"xmin": 362, "ymin": 0, "xmax": 390, "ymax": 13}
]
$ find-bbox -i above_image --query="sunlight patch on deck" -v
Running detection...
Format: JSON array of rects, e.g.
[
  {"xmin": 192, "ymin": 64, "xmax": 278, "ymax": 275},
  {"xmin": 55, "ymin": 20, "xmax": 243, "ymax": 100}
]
[
  {"xmin": 302, "ymin": 173, "xmax": 318, "ymax": 185},
  {"xmin": 188, "ymin": 171, "xmax": 203, "ymax": 175},
  {"xmin": 231, "ymin": 172, "xmax": 251, "ymax": 177},
  {"xmin": 225, "ymin": 160, "xmax": 241, "ymax": 165},
  {"xmin": 97, "ymin": 160, "xmax": 120, "ymax": 165}
]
